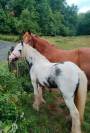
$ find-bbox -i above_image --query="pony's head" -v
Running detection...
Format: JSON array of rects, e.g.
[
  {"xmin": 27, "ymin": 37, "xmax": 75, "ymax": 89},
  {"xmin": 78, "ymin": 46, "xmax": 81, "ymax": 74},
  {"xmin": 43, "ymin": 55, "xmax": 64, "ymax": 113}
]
[
  {"xmin": 9, "ymin": 32, "xmax": 34, "ymax": 62},
  {"xmin": 9, "ymin": 41, "xmax": 24, "ymax": 61}
]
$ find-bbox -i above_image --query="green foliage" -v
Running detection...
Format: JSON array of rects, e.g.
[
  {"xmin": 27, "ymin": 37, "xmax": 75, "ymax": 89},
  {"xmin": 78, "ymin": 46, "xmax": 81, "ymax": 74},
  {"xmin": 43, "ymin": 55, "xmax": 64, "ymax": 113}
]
[
  {"xmin": 77, "ymin": 11, "xmax": 90, "ymax": 35},
  {"xmin": 16, "ymin": 8, "xmax": 39, "ymax": 34},
  {"xmin": 0, "ymin": 0, "xmax": 90, "ymax": 36},
  {"xmin": 0, "ymin": 95, "xmax": 18, "ymax": 121},
  {"xmin": 0, "ymin": 8, "xmax": 17, "ymax": 34},
  {"xmin": 0, "ymin": 64, "xmax": 22, "ymax": 93},
  {"xmin": 0, "ymin": 63, "xmax": 22, "ymax": 132},
  {"xmin": 0, "ymin": 0, "xmax": 79, "ymax": 36}
]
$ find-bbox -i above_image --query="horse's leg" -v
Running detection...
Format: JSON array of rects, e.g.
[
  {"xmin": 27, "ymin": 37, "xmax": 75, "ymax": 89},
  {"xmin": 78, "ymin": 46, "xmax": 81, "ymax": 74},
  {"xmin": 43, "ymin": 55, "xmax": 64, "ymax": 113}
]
[{"xmin": 64, "ymin": 97, "xmax": 81, "ymax": 133}]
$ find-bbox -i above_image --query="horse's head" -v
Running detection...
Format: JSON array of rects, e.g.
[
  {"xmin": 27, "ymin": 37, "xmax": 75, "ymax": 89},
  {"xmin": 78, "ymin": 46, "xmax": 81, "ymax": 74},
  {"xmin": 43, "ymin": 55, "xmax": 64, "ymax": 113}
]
[
  {"xmin": 22, "ymin": 31, "xmax": 39, "ymax": 48},
  {"xmin": 22, "ymin": 31, "xmax": 33, "ymax": 44},
  {"xmin": 9, "ymin": 41, "xmax": 24, "ymax": 62}
]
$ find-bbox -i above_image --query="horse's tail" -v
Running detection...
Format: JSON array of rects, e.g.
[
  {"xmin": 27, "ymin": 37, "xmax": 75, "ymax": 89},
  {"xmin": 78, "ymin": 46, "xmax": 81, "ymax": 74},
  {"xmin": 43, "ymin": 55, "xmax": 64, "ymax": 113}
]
[{"xmin": 75, "ymin": 70, "xmax": 87, "ymax": 123}]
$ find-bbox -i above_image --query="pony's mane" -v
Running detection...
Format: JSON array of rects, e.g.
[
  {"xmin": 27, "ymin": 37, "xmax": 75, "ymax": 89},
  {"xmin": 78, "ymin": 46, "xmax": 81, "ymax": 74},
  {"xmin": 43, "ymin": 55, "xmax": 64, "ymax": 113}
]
[{"xmin": 24, "ymin": 43, "xmax": 49, "ymax": 62}]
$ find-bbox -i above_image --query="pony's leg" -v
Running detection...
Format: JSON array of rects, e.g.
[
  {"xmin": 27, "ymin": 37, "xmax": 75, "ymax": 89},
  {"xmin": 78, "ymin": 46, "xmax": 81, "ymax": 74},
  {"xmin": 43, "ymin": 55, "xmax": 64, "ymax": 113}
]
[
  {"xmin": 37, "ymin": 84, "xmax": 46, "ymax": 104},
  {"xmin": 30, "ymin": 72, "xmax": 41, "ymax": 111},
  {"xmin": 64, "ymin": 97, "xmax": 81, "ymax": 133},
  {"xmin": 33, "ymin": 85, "xmax": 46, "ymax": 111},
  {"xmin": 31, "ymin": 80, "xmax": 40, "ymax": 111},
  {"xmin": 31, "ymin": 81, "xmax": 45, "ymax": 111}
]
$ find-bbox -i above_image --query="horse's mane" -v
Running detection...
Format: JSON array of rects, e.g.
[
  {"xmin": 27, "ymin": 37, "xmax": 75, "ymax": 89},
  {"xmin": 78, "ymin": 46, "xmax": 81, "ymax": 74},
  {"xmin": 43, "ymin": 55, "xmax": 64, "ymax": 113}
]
[{"xmin": 32, "ymin": 35, "xmax": 57, "ymax": 49}]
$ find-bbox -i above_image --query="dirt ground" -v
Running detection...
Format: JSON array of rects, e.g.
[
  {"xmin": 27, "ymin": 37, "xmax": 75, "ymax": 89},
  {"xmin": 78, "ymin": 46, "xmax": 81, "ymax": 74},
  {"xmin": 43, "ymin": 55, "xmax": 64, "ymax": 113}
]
[{"xmin": 0, "ymin": 40, "xmax": 15, "ymax": 61}]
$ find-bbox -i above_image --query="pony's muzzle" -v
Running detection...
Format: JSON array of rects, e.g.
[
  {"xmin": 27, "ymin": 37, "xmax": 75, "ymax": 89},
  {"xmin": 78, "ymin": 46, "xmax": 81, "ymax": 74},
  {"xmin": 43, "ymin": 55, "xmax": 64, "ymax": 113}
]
[{"xmin": 9, "ymin": 55, "xmax": 18, "ymax": 62}]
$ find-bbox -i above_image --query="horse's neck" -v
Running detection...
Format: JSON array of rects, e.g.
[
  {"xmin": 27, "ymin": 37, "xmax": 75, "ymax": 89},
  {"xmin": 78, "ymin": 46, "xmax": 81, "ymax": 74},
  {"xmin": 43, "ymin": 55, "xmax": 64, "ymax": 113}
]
[
  {"xmin": 24, "ymin": 45, "xmax": 49, "ymax": 65},
  {"xmin": 32, "ymin": 36, "xmax": 56, "ymax": 52}
]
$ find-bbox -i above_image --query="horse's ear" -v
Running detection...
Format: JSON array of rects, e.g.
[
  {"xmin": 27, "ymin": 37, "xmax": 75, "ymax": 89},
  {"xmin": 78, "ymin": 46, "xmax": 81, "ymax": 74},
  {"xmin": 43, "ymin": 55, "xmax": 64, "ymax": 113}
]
[
  {"xmin": 28, "ymin": 30, "xmax": 32, "ymax": 35},
  {"xmin": 35, "ymin": 35, "xmax": 39, "ymax": 38},
  {"xmin": 22, "ymin": 30, "xmax": 26, "ymax": 35}
]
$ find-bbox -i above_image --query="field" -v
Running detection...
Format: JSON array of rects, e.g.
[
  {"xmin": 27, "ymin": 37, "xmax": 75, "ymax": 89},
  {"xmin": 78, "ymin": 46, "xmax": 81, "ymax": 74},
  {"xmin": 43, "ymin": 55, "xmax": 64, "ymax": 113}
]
[
  {"xmin": 45, "ymin": 35, "xmax": 90, "ymax": 49},
  {"xmin": 0, "ymin": 35, "xmax": 90, "ymax": 133}
]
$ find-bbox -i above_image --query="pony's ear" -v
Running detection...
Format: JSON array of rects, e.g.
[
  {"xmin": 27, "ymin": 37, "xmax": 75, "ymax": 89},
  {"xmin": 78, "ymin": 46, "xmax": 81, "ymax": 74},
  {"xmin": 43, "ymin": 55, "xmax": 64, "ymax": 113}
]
[{"xmin": 10, "ymin": 46, "xmax": 14, "ymax": 52}]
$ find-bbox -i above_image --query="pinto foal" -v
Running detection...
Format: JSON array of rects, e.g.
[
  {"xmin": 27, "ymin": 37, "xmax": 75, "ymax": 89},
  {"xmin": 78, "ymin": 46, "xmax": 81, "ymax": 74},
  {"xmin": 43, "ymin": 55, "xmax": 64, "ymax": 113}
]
[{"xmin": 9, "ymin": 42, "xmax": 87, "ymax": 133}]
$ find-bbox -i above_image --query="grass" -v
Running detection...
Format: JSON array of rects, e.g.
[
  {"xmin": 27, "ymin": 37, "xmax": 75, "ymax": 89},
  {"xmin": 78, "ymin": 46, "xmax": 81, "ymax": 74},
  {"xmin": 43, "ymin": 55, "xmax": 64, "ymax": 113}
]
[
  {"xmin": 20, "ymin": 90, "xmax": 90, "ymax": 133},
  {"xmin": 21, "ymin": 92, "xmax": 70, "ymax": 133},
  {"xmin": 0, "ymin": 35, "xmax": 90, "ymax": 133},
  {"xmin": 82, "ymin": 92, "xmax": 90, "ymax": 133},
  {"xmin": 44, "ymin": 35, "xmax": 90, "ymax": 49},
  {"xmin": 0, "ymin": 34, "xmax": 19, "ymax": 42},
  {"xmin": 0, "ymin": 34, "xmax": 90, "ymax": 49}
]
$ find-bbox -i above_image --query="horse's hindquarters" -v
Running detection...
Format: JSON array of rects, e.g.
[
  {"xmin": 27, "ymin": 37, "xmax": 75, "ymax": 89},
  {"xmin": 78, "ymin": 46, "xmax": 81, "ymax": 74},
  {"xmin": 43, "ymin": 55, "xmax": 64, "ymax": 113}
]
[{"xmin": 79, "ymin": 48, "xmax": 90, "ymax": 87}]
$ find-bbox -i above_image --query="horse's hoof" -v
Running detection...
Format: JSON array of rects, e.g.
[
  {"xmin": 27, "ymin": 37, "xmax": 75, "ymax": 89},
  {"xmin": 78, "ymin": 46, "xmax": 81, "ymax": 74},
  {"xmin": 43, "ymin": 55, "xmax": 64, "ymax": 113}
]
[
  {"xmin": 42, "ymin": 98, "xmax": 46, "ymax": 104},
  {"xmin": 33, "ymin": 103, "xmax": 39, "ymax": 111},
  {"xmin": 71, "ymin": 130, "xmax": 81, "ymax": 133}
]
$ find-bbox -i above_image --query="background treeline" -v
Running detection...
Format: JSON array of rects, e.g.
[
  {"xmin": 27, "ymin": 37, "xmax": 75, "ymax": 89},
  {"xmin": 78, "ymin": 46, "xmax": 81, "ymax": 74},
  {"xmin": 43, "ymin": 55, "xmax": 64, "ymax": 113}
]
[{"xmin": 0, "ymin": 0, "xmax": 90, "ymax": 36}]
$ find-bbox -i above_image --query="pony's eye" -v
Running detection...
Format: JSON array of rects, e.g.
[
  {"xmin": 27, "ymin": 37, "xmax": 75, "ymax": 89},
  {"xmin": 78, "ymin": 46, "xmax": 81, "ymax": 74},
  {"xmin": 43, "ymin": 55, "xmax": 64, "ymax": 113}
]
[
  {"xmin": 19, "ymin": 50, "xmax": 22, "ymax": 53},
  {"xmin": 21, "ymin": 41, "xmax": 23, "ymax": 46}
]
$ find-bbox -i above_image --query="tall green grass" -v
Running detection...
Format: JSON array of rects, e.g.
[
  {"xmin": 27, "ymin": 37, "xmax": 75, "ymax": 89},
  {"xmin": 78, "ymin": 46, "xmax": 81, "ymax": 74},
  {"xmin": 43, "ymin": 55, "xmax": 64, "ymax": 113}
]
[{"xmin": 0, "ymin": 34, "xmax": 19, "ymax": 42}]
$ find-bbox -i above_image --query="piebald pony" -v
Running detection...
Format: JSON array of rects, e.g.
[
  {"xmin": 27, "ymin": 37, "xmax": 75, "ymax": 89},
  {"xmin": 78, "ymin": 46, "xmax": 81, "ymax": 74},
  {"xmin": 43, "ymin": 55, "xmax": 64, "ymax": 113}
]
[{"xmin": 9, "ymin": 41, "xmax": 87, "ymax": 133}]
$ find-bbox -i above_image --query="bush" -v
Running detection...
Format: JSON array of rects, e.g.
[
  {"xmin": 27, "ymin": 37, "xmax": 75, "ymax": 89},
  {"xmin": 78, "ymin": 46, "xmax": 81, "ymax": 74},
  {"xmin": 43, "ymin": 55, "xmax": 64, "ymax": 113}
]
[
  {"xmin": 0, "ymin": 64, "xmax": 22, "ymax": 93},
  {"xmin": 0, "ymin": 62, "xmax": 32, "ymax": 133}
]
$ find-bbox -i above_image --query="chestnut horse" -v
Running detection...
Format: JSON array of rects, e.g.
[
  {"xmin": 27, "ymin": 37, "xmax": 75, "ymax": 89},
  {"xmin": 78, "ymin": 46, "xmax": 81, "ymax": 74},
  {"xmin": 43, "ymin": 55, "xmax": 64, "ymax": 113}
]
[{"xmin": 22, "ymin": 32, "xmax": 90, "ymax": 86}]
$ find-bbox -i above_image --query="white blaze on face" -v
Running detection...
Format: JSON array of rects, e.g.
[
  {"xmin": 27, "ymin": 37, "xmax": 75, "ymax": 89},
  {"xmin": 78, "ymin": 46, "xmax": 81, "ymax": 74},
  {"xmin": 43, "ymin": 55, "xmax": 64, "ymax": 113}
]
[
  {"xmin": 9, "ymin": 43, "xmax": 23, "ymax": 61},
  {"xmin": 9, "ymin": 50, "xmax": 21, "ymax": 61}
]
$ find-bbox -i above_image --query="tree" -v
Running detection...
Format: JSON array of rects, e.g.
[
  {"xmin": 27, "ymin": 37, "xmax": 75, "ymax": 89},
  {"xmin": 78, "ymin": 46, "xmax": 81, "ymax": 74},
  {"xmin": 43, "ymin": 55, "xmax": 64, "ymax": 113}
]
[
  {"xmin": 77, "ymin": 11, "xmax": 90, "ymax": 35},
  {"xmin": 0, "ymin": 9, "xmax": 16, "ymax": 34},
  {"xmin": 0, "ymin": 0, "xmax": 81, "ymax": 36},
  {"xmin": 62, "ymin": 4, "xmax": 78, "ymax": 35},
  {"xmin": 36, "ymin": 0, "xmax": 55, "ymax": 35},
  {"xmin": 16, "ymin": 9, "xmax": 39, "ymax": 34},
  {"xmin": 49, "ymin": 0, "xmax": 65, "ymax": 11},
  {"xmin": 8, "ymin": 0, "xmax": 24, "ymax": 17}
]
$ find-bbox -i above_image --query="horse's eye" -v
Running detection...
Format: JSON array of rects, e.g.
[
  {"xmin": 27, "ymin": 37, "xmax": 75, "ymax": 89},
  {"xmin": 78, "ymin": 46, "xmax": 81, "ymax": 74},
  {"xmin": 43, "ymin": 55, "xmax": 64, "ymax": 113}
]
[{"xmin": 19, "ymin": 50, "xmax": 22, "ymax": 53}]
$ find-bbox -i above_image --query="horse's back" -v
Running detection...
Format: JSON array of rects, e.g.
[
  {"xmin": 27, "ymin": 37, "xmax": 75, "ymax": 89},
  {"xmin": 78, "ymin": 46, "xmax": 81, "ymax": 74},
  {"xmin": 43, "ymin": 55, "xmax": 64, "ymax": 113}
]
[
  {"xmin": 45, "ymin": 48, "xmax": 79, "ymax": 64},
  {"xmin": 79, "ymin": 48, "xmax": 90, "ymax": 85}
]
